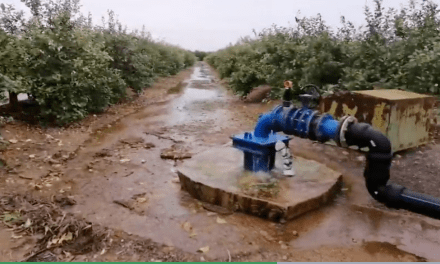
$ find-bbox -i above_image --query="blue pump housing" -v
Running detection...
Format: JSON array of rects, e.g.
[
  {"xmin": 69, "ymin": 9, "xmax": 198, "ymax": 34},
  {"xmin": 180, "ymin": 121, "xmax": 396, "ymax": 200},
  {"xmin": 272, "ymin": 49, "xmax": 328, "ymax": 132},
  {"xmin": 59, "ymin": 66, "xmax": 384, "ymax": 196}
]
[
  {"xmin": 232, "ymin": 132, "xmax": 290, "ymax": 172},
  {"xmin": 232, "ymin": 104, "xmax": 340, "ymax": 172}
]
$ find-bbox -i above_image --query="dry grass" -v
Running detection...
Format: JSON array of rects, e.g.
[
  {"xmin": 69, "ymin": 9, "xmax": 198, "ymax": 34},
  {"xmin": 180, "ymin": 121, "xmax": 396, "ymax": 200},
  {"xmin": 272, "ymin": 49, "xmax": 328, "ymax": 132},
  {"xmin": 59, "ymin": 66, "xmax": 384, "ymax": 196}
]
[{"xmin": 0, "ymin": 194, "xmax": 111, "ymax": 260}]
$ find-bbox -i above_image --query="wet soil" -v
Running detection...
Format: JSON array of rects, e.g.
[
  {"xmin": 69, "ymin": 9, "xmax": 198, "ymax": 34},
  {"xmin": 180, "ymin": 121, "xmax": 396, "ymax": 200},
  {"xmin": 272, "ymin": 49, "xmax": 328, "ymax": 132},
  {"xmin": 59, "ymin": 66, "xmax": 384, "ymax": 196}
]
[{"xmin": 0, "ymin": 62, "xmax": 440, "ymax": 262}]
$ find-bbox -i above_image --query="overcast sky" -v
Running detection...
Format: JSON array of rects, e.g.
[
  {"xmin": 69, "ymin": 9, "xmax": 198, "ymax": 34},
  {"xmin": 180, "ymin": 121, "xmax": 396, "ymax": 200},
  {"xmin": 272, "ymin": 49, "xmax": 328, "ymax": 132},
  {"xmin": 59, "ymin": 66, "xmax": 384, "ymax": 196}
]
[{"xmin": 3, "ymin": 0, "xmax": 413, "ymax": 51}]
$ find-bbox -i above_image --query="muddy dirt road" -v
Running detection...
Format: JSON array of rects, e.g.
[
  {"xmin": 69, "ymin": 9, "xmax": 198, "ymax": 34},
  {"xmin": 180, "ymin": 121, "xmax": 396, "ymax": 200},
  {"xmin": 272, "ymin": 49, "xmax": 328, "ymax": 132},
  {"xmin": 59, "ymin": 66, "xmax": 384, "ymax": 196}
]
[{"xmin": 1, "ymin": 62, "xmax": 440, "ymax": 262}]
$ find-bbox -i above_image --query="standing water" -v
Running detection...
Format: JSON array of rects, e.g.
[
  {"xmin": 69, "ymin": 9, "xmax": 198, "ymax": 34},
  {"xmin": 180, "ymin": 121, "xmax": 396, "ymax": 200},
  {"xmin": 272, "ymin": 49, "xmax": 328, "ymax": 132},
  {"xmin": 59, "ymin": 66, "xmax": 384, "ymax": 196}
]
[{"xmin": 169, "ymin": 64, "xmax": 226, "ymax": 126}]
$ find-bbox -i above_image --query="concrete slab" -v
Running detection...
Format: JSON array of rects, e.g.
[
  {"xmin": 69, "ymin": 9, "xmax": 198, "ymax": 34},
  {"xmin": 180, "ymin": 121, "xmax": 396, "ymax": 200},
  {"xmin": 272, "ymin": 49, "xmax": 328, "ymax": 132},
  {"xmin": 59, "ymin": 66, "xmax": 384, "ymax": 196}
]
[{"xmin": 177, "ymin": 146, "xmax": 342, "ymax": 221}]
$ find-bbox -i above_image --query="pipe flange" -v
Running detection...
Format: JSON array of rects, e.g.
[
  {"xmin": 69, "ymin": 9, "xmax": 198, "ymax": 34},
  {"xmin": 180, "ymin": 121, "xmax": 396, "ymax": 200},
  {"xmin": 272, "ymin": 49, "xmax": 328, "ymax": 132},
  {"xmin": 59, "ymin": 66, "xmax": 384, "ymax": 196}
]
[
  {"xmin": 283, "ymin": 107, "xmax": 297, "ymax": 132},
  {"xmin": 306, "ymin": 110, "xmax": 320, "ymax": 138},
  {"xmin": 291, "ymin": 109, "xmax": 303, "ymax": 135},
  {"xmin": 314, "ymin": 114, "xmax": 332, "ymax": 142},
  {"xmin": 337, "ymin": 116, "xmax": 358, "ymax": 148},
  {"xmin": 297, "ymin": 110, "xmax": 310, "ymax": 137}
]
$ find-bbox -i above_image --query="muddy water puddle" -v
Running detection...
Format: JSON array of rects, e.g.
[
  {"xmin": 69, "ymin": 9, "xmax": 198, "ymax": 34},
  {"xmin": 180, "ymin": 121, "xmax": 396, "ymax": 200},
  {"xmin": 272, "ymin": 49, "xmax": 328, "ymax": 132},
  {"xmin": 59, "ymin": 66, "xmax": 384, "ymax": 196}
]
[
  {"xmin": 285, "ymin": 198, "xmax": 439, "ymax": 260},
  {"xmin": 170, "ymin": 88, "xmax": 226, "ymax": 126},
  {"xmin": 50, "ymin": 63, "xmax": 440, "ymax": 261},
  {"xmin": 64, "ymin": 63, "xmax": 245, "ymax": 259}
]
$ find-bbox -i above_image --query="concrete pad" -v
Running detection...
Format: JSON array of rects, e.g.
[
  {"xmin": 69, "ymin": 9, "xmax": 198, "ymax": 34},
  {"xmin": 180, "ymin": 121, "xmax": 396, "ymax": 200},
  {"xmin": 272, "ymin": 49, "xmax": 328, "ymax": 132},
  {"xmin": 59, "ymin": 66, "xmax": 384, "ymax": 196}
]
[{"xmin": 177, "ymin": 146, "xmax": 342, "ymax": 221}]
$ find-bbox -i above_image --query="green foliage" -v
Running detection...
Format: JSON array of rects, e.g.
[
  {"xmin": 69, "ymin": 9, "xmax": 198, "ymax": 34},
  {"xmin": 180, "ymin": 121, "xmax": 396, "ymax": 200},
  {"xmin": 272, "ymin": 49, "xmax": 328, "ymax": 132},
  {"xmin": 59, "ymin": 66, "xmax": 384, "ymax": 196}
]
[
  {"xmin": 0, "ymin": 0, "xmax": 196, "ymax": 125},
  {"xmin": 23, "ymin": 14, "xmax": 127, "ymax": 124},
  {"xmin": 194, "ymin": 50, "xmax": 210, "ymax": 61},
  {"xmin": 206, "ymin": 0, "xmax": 440, "ymax": 97},
  {"xmin": 101, "ymin": 33, "xmax": 154, "ymax": 93},
  {"xmin": 0, "ymin": 29, "xmax": 30, "ymax": 98}
]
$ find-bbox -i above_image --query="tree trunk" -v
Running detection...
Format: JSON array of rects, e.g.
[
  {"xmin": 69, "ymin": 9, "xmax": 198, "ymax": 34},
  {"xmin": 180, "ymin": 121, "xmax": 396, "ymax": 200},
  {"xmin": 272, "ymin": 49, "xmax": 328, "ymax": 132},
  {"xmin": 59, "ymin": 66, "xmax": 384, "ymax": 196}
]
[{"xmin": 9, "ymin": 91, "xmax": 18, "ymax": 111}]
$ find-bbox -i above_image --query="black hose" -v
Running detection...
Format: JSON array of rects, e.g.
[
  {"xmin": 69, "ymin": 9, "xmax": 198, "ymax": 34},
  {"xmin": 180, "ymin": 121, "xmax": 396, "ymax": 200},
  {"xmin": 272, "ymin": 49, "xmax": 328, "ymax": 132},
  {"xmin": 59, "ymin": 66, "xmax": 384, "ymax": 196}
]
[{"xmin": 344, "ymin": 122, "xmax": 440, "ymax": 219}]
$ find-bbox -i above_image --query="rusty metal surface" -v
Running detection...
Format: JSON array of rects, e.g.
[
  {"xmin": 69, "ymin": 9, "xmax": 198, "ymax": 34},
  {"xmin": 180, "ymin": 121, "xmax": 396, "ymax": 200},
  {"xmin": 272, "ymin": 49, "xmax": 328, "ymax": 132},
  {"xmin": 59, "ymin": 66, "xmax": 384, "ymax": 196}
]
[
  {"xmin": 355, "ymin": 89, "xmax": 433, "ymax": 100},
  {"xmin": 319, "ymin": 90, "xmax": 437, "ymax": 152}
]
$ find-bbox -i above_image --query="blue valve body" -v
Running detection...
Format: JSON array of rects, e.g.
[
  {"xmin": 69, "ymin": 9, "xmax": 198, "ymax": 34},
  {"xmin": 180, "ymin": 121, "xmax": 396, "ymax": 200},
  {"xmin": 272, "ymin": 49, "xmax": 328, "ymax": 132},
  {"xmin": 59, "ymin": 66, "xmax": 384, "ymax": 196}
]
[{"xmin": 232, "ymin": 105, "xmax": 340, "ymax": 172}]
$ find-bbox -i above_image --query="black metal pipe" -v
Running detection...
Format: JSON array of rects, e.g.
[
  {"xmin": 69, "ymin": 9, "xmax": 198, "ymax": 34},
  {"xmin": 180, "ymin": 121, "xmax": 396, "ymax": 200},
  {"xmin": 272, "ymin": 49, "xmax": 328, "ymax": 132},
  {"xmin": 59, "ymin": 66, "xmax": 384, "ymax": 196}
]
[{"xmin": 344, "ymin": 122, "xmax": 440, "ymax": 219}]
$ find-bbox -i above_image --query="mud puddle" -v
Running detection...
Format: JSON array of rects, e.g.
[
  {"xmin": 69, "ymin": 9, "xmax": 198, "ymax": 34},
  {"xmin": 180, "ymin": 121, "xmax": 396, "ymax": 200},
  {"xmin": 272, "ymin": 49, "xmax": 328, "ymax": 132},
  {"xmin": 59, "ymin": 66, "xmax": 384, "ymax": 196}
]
[{"xmin": 61, "ymin": 62, "xmax": 244, "ymax": 260}]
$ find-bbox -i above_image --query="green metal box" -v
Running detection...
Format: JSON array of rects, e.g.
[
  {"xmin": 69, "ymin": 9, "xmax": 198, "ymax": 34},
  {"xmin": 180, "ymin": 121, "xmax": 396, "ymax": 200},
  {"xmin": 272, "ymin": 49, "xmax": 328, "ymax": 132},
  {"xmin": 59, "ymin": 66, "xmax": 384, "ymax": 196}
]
[{"xmin": 319, "ymin": 89, "xmax": 437, "ymax": 152}]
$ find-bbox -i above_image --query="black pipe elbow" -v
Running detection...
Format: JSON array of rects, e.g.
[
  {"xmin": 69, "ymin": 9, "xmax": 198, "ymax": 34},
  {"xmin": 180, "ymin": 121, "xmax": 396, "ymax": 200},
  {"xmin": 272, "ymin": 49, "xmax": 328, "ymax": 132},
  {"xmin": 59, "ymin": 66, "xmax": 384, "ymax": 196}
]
[
  {"xmin": 345, "ymin": 123, "xmax": 391, "ymax": 153},
  {"xmin": 343, "ymin": 121, "xmax": 440, "ymax": 219},
  {"xmin": 375, "ymin": 184, "xmax": 405, "ymax": 206},
  {"xmin": 344, "ymin": 122, "xmax": 393, "ymax": 194}
]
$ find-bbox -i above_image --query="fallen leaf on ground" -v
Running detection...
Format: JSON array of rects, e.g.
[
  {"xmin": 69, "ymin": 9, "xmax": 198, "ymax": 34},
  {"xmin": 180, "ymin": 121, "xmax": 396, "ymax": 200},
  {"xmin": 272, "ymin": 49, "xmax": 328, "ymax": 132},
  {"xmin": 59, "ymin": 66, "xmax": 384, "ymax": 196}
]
[
  {"xmin": 58, "ymin": 232, "xmax": 73, "ymax": 244},
  {"xmin": 19, "ymin": 175, "xmax": 34, "ymax": 180},
  {"xmin": 182, "ymin": 222, "xmax": 192, "ymax": 232},
  {"xmin": 136, "ymin": 197, "xmax": 148, "ymax": 203},
  {"xmin": 260, "ymin": 230, "xmax": 274, "ymax": 241},
  {"xmin": 171, "ymin": 177, "xmax": 180, "ymax": 183},
  {"xmin": 44, "ymin": 226, "xmax": 50, "ymax": 235},
  {"xmin": 216, "ymin": 217, "xmax": 227, "ymax": 224},
  {"xmin": 24, "ymin": 218, "xmax": 31, "ymax": 228},
  {"xmin": 49, "ymin": 238, "xmax": 59, "ymax": 246},
  {"xmin": 8, "ymin": 139, "xmax": 18, "ymax": 144},
  {"xmin": 3, "ymin": 212, "xmax": 20, "ymax": 222},
  {"xmin": 189, "ymin": 232, "xmax": 197, "ymax": 238},
  {"xmin": 197, "ymin": 246, "xmax": 209, "ymax": 253},
  {"xmin": 113, "ymin": 200, "xmax": 135, "ymax": 210},
  {"xmin": 120, "ymin": 159, "xmax": 131, "ymax": 163}
]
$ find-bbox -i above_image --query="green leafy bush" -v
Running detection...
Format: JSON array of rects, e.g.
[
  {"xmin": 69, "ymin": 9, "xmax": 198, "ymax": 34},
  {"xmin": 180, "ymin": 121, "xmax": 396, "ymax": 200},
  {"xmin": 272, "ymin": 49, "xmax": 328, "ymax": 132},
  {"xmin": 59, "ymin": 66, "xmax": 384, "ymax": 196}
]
[
  {"xmin": 206, "ymin": 0, "xmax": 440, "ymax": 98},
  {"xmin": 0, "ymin": 0, "xmax": 196, "ymax": 125},
  {"xmin": 24, "ymin": 14, "xmax": 127, "ymax": 124},
  {"xmin": 0, "ymin": 29, "xmax": 30, "ymax": 102}
]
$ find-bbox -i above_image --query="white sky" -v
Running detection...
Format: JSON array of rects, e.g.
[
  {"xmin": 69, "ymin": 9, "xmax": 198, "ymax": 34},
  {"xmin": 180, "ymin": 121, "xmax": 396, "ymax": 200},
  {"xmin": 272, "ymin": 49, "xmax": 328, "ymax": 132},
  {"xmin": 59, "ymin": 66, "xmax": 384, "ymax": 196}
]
[{"xmin": 2, "ymin": 0, "xmax": 416, "ymax": 51}]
